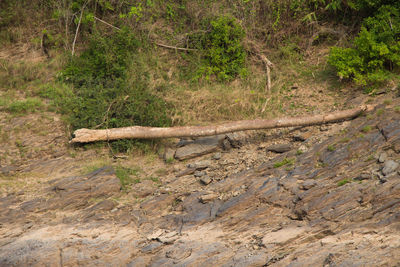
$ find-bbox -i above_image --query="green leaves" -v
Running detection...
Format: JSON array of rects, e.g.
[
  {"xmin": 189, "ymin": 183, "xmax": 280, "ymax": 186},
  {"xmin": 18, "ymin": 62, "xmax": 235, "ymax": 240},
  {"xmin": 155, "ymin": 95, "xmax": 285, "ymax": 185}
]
[
  {"xmin": 328, "ymin": 4, "xmax": 400, "ymax": 85},
  {"xmin": 198, "ymin": 16, "xmax": 247, "ymax": 81},
  {"xmin": 59, "ymin": 29, "xmax": 171, "ymax": 151}
]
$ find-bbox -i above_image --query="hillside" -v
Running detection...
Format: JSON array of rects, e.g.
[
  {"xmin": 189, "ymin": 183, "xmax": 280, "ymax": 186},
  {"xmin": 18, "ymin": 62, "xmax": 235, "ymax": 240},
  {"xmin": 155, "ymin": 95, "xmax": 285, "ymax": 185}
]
[{"xmin": 0, "ymin": 0, "xmax": 399, "ymax": 266}]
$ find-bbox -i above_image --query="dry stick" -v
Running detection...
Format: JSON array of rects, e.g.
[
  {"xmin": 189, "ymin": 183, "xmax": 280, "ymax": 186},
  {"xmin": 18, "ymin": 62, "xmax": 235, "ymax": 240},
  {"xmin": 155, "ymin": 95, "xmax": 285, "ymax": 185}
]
[
  {"xmin": 155, "ymin": 42, "xmax": 197, "ymax": 51},
  {"xmin": 94, "ymin": 16, "xmax": 121, "ymax": 31},
  {"xmin": 71, "ymin": 4, "xmax": 85, "ymax": 56},
  {"xmin": 70, "ymin": 105, "xmax": 375, "ymax": 143},
  {"xmin": 257, "ymin": 54, "xmax": 274, "ymax": 113}
]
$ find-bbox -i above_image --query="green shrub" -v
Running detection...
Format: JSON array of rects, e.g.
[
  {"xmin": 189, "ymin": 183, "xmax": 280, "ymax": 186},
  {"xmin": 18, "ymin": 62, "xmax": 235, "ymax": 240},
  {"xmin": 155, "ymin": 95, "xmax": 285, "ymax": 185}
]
[
  {"xmin": 196, "ymin": 16, "xmax": 247, "ymax": 81},
  {"xmin": 328, "ymin": 5, "xmax": 400, "ymax": 85},
  {"xmin": 57, "ymin": 28, "xmax": 171, "ymax": 151}
]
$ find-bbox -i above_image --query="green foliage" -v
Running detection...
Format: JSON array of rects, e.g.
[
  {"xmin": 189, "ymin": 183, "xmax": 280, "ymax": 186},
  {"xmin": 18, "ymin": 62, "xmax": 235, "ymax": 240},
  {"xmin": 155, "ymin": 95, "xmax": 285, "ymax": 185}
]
[
  {"xmin": 115, "ymin": 166, "xmax": 141, "ymax": 191},
  {"xmin": 328, "ymin": 4, "xmax": 400, "ymax": 85},
  {"xmin": 361, "ymin": 125, "xmax": 372, "ymax": 133},
  {"xmin": 273, "ymin": 157, "xmax": 295, "ymax": 168},
  {"xmin": 196, "ymin": 16, "xmax": 247, "ymax": 81},
  {"xmin": 56, "ymin": 28, "xmax": 171, "ymax": 151},
  {"xmin": 337, "ymin": 178, "xmax": 351, "ymax": 186},
  {"xmin": 6, "ymin": 98, "xmax": 43, "ymax": 115},
  {"xmin": 327, "ymin": 144, "xmax": 336, "ymax": 151}
]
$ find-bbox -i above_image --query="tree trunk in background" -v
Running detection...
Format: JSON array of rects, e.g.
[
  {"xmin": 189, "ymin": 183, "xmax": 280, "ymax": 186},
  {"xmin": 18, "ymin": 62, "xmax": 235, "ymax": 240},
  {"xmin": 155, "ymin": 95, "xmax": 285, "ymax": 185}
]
[{"xmin": 70, "ymin": 105, "xmax": 374, "ymax": 143}]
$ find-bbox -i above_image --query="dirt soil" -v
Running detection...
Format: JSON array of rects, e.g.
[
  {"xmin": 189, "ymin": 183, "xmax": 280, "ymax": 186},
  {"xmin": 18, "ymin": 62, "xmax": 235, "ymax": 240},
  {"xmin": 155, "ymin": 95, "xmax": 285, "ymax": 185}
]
[{"xmin": 1, "ymin": 88, "xmax": 400, "ymax": 266}]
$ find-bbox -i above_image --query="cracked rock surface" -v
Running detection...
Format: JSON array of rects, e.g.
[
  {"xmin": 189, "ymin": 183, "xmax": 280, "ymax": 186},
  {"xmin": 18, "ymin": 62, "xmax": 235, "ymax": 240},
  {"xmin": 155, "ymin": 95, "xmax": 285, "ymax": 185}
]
[{"xmin": 1, "ymin": 104, "xmax": 400, "ymax": 266}]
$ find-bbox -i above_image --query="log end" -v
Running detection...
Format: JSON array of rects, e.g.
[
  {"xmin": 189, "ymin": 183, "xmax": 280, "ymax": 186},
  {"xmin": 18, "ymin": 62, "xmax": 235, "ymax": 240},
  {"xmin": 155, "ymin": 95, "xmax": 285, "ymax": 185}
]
[{"xmin": 70, "ymin": 128, "xmax": 94, "ymax": 144}]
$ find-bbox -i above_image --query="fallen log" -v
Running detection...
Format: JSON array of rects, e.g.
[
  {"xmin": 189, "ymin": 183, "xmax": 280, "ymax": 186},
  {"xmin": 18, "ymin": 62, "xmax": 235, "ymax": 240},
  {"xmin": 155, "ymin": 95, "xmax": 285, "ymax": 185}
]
[{"xmin": 70, "ymin": 105, "xmax": 374, "ymax": 143}]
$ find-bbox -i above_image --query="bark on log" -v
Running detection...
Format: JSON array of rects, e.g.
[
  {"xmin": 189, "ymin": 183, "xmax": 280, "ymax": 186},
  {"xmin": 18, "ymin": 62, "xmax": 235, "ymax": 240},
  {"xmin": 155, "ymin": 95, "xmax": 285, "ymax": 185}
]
[{"xmin": 70, "ymin": 105, "xmax": 374, "ymax": 143}]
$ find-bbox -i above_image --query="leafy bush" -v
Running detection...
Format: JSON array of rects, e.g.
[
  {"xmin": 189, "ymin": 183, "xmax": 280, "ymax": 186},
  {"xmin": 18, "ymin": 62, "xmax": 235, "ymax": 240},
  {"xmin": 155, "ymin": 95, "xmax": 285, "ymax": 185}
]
[
  {"xmin": 328, "ymin": 5, "xmax": 400, "ymax": 85},
  {"xmin": 196, "ymin": 16, "xmax": 247, "ymax": 81},
  {"xmin": 57, "ymin": 28, "xmax": 171, "ymax": 151}
]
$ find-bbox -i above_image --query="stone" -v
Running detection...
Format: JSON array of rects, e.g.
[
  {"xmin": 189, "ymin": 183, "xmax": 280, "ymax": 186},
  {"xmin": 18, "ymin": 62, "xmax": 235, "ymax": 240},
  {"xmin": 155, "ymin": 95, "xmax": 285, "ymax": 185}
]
[
  {"xmin": 222, "ymin": 139, "xmax": 232, "ymax": 150},
  {"xmin": 298, "ymin": 145, "xmax": 308, "ymax": 153},
  {"xmin": 354, "ymin": 173, "xmax": 372, "ymax": 181},
  {"xmin": 163, "ymin": 148, "xmax": 175, "ymax": 162},
  {"xmin": 266, "ymin": 143, "xmax": 292, "ymax": 153},
  {"xmin": 200, "ymin": 176, "xmax": 212, "ymax": 185},
  {"xmin": 320, "ymin": 125, "xmax": 329, "ymax": 131},
  {"xmin": 225, "ymin": 132, "xmax": 245, "ymax": 148},
  {"xmin": 191, "ymin": 160, "xmax": 211, "ymax": 170},
  {"xmin": 199, "ymin": 193, "xmax": 218, "ymax": 203},
  {"xmin": 157, "ymin": 231, "xmax": 179, "ymax": 244},
  {"xmin": 141, "ymin": 241, "xmax": 163, "ymax": 253},
  {"xmin": 194, "ymin": 170, "xmax": 207, "ymax": 177},
  {"xmin": 175, "ymin": 136, "xmax": 223, "ymax": 160},
  {"xmin": 378, "ymin": 152, "xmax": 387, "ymax": 163},
  {"xmin": 166, "ymin": 247, "xmax": 192, "ymax": 261},
  {"xmin": 175, "ymin": 168, "xmax": 195, "ymax": 177},
  {"xmin": 88, "ymin": 199, "xmax": 116, "ymax": 212},
  {"xmin": 394, "ymin": 141, "xmax": 400, "ymax": 153},
  {"xmin": 212, "ymin": 152, "xmax": 221, "ymax": 160},
  {"xmin": 382, "ymin": 160, "xmax": 399, "ymax": 176},
  {"xmin": 301, "ymin": 180, "xmax": 317, "ymax": 190}
]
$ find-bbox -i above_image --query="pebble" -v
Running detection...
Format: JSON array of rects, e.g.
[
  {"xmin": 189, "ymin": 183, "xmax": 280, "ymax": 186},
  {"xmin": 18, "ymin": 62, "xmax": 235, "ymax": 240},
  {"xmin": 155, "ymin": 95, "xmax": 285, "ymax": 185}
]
[
  {"xmin": 354, "ymin": 173, "xmax": 372, "ymax": 181},
  {"xmin": 200, "ymin": 176, "xmax": 212, "ymax": 185},
  {"xmin": 301, "ymin": 179, "xmax": 317, "ymax": 190},
  {"xmin": 378, "ymin": 152, "xmax": 387, "ymax": 163},
  {"xmin": 266, "ymin": 143, "xmax": 292, "ymax": 153},
  {"xmin": 199, "ymin": 193, "xmax": 218, "ymax": 203},
  {"xmin": 194, "ymin": 170, "xmax": 207, "ymax": 177},
  {"xmin": 319, "ymin": 125, "xmax": 329, "ymax": 131},
  {"xmin": 212, "ymin": 152, "xmax": 222, "ymax": 160},
  {"xmin": 382, "ymin": 160, "xmax": 399, "ymax": 176}
]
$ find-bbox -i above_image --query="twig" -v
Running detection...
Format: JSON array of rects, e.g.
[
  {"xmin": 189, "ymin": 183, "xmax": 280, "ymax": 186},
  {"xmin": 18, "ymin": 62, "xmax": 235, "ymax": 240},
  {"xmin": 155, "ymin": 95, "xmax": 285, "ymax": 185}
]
[
  {"xmin": 94, "ymin": 16, "xmax": 121, "ymax": 31},
  {"xmin": 261, "ymin": 97, "xmax": 270, "ymax": 113},
  {"xmin": 71, "ymin": 3, "xmax": 86, "ymax": 56},
  {"xmin": 155, "ymin": 42, "xmax": 197, "ymax": 51}
]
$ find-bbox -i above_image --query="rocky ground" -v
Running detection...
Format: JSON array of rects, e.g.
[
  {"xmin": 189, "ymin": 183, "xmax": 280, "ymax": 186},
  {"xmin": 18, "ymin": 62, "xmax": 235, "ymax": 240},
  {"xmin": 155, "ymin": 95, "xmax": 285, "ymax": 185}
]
[{"xmin": 1, "ymin": 94, "xmax": 400, "ymax": 266}]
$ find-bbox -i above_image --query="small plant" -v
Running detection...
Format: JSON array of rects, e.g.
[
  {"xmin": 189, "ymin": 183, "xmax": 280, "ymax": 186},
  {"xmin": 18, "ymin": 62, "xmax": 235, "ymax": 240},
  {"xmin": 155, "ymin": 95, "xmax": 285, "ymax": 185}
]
[
  {"xmin": 274, "ymin": 158, "xmax": 295, "ymax": 168},
  {"xmin": 6, "ymin": 98, "xmax": 43, "ymax": 115},
  {"xmin": 376, "ymin": 109, "xmax": 384, "ymax": 116},
  {"xmin": 337, "ymin": 178, "xmax": 351, "ymax": 186},
  {"xmin": 165, "ymin": 157, "xmax": 174, "ymax": 164},
  {"xmin": 358, "ymin": 133, "xmax": 365, "ymax": 138},
  {"xmin": 395, "ymin": 106, "xmax": 400, "ymax": 113},
  {"xmin": 361, "ymin": 125, "xmax": 372, "ymax": 133},
  {"xmin": 339, "ymin": 137, "xmax": 350, "ymax": 143},
  {"xmin": 196, "ymin": 16, "xmax": 247, "ymax": 81},
  {"xmin": 327, "ymin": 144, "xmax": 336, "ymax": 152},
  {"xmin": 383, "ymin": 99, "xmax": 392, "ymax": 105},
  {"xmin": 115, "ymin": 166, "xmax": 140, "ymax": 191},
  {"xmin": 147, "ymin": 176, "xmax": 161, "ymax": 183},
  {"xmin": 365, "ymin": 155, "xmax": 375, "ymax": 161},
  {"xmin": 296, "ymin": 149, "xmax": 304, "ymax": 155}
]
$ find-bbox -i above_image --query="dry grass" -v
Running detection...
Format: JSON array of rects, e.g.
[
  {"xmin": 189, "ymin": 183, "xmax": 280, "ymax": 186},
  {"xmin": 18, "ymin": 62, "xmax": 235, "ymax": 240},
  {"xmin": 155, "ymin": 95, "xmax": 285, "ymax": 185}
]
[{"xmin": 144, "ymin": 44, "xmax": 347, "ymax": 127}]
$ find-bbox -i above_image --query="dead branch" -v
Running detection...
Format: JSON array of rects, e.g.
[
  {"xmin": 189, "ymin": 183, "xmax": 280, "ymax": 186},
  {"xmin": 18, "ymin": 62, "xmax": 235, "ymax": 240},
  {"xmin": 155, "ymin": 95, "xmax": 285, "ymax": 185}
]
[
  {"xmin": 70, "ymin": 105, "xmax": 375, "ymax": 143},
  {"xmin": 155, "ymin": 42, "xmax": 197, "ymax": 51},
  {"xmin": 71, "ymin": 2, "xmax": 86, "ymax": 56},
  {"xmin": 94, "ymin": 16, "xmax": 121, "ymax": 31}
]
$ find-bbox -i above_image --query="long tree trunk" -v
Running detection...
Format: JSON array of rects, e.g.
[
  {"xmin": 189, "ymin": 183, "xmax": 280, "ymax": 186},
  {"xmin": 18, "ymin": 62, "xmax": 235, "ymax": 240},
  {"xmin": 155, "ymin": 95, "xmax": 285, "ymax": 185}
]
[{"xmin": 70, "ymin": 105, "xmax": 374, "ymax": 143}]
